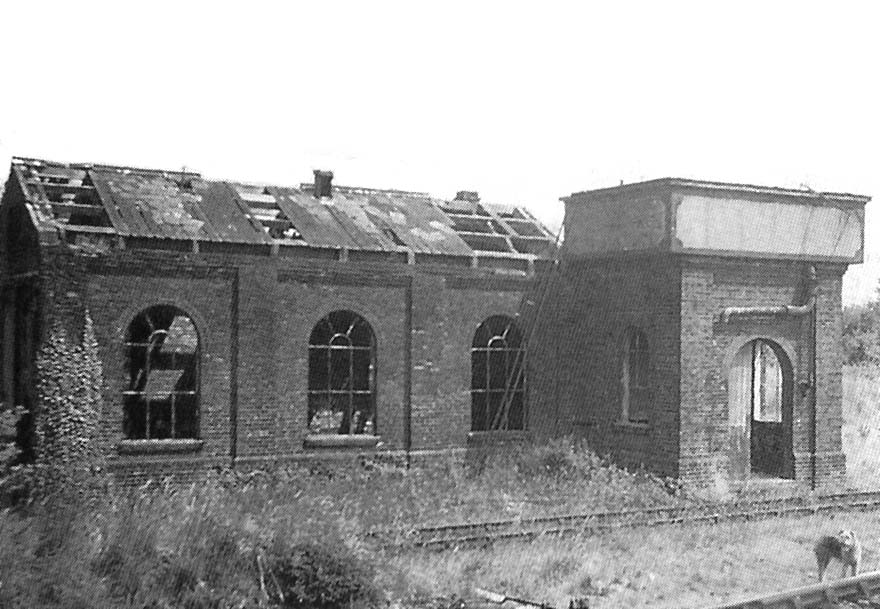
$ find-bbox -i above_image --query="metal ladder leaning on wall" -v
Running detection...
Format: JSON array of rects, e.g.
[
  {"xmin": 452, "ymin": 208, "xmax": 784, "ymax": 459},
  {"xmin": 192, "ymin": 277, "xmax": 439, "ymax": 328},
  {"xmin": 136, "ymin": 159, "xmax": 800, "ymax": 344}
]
[{"xmin": 489, "ymin": 224, "xmax": 564, "ymax": 431}]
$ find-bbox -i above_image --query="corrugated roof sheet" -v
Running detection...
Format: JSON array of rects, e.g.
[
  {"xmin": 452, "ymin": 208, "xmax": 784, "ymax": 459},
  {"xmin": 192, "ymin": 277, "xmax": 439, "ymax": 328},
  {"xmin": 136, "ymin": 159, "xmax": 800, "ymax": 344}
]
[{"xmin": 8, "ymin": 157, "xmax": 557, "ymax": 259}]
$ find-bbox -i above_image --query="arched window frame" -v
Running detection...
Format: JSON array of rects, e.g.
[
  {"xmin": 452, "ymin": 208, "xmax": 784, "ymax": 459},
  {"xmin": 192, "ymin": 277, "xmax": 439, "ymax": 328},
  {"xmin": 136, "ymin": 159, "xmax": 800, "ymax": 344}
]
[
  {"xmin": 470, "ymin": 315, "xmax": 526, "ymax": 432},
  {"xmin": 307, "ymin": 310, "xmax": 377, "ymax": 436},
  {"xmin": 622, "ymin": 326, "xmax": 650, "ymax": 424},
  {"xmin": 123, "ymin": 305, "xmax": 201, "ymax": 440}
]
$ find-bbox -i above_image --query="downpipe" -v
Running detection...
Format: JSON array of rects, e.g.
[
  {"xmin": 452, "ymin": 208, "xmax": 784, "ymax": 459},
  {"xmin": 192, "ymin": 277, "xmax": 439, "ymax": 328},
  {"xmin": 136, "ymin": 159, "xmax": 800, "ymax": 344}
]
[
  {"xmin": 720, "ymin": 265, "xmax": 816, "ymax": 323},
  {"xmin": 720, "ymin": 265, "xmax": 818, "ymax": 489}
]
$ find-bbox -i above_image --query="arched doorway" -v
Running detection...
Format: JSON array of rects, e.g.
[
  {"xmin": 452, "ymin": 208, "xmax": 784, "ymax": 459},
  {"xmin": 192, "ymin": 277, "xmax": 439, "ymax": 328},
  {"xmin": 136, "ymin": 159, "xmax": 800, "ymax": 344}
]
[{"xmin": 728, "ymin": 338, "xmax": 794, "ymax": 479}]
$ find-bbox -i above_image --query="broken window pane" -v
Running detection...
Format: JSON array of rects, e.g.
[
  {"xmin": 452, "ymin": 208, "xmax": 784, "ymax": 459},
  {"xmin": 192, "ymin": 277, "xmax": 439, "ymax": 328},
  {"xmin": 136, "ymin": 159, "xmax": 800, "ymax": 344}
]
[
  {"xmin": 352, "ymin": 349, "xmax": 372, "ymax": 391},
  {"xmin": 471, "ymin": 392, "xmax": 488, "ymax": 433},
  {"xmin": 351, "ymin": 393, "xmax": 375, "ymax": 434},
  {"xmin": 123, "ymin": 393, "xmax": 147, "ymax": 439},
  {"xmin": 308, "ymin": 310, "xmax": 376, "ymax": 436},
  {"xmin": 329, "ymin": 343, "xmax": 352, "ymax": 391},
  {"xmin": 175, "ymin": 393, "xmax": 199, "ymax": 439},
  {"xmin": 149, "ymin": 399, "xmax": 173, "ymax": 440},
  {"xmin": 124, "ymin": 305, "xmax": 200, "ymax": 440},
  {"xmin": 471, "ymin": 315, "xmax": 526, "ymax": 431},
  {"xmin": 487, "ymin": 391, "xmax": 504, "ymax": 430},
  {"xmin": 488, "ymin": 344, "xmax": 509, "ymax": 390}
]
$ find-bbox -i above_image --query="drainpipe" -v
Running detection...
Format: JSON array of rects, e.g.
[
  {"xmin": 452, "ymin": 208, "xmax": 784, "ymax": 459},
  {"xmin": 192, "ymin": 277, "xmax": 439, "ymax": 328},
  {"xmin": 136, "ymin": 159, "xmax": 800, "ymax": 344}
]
[
  {"xmin": 808, "ymin": 274, "xmax": 818, "ymax": 490},
  {"xmin": 720, "ymin": 267, "xmax": 816, "ymax": 322},
  {"xmin": 720, "ymin": 265, "xmax": 818, "ymax": 488}
]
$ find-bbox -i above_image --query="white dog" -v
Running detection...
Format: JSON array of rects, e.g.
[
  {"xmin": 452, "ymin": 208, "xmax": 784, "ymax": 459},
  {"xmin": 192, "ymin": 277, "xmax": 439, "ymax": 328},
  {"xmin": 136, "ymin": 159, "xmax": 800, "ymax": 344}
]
[{"xmin": 814, "ymin": 530, "xmax": 861, "ymax": 582}]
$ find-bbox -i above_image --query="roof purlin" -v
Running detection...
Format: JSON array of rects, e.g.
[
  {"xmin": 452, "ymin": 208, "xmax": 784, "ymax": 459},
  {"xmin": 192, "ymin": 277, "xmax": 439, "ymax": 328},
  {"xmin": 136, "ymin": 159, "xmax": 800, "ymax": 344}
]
[{"xmin": 5, "ymin": 156, "xmax": 558, "ymax": 260}]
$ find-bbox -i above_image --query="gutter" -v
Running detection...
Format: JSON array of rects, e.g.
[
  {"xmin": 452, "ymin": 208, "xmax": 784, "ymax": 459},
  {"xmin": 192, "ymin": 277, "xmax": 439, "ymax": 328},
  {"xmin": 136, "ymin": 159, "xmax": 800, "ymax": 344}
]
[{"xmin": 720, "ymin": 265, "xmax": 818, "ymax": 488}]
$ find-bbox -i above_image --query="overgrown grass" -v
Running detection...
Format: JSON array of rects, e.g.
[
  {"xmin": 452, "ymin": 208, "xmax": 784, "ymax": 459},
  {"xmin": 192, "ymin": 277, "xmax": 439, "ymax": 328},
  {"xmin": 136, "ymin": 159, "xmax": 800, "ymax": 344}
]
[
  {"xmin": 392, "ymin": 509, "xmax": 880, "ymax": 609},
  {"xmin": 5, "ymin": 363, "xmax": 877, "ymax": 609},
  {"xmin": 0, "ymin": 438, "xmax": 681, "ymax": 608},
  {"xmin": 843, "ymin": 363, "xmax": 880, "ymax": 489}
]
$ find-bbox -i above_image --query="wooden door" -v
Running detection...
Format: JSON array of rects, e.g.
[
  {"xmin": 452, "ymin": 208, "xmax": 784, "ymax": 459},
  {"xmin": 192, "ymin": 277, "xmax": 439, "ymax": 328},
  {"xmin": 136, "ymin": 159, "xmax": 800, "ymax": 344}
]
[{"xmin": 728, "ymin": 342, "xmax": 752, "ymax": 480}]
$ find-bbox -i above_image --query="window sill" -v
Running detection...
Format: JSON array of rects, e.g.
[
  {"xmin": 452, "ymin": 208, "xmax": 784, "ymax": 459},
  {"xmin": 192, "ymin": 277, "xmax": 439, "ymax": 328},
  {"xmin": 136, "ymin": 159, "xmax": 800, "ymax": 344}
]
[
  {"xmin": 116, "ymin": 439, "xmax": 204, "ymax": 455},
  {"xmin": 613, "ymin": 420, "xmax": 650, "ymax": 435},
  {"xmin": 467, "ymin": 430, "xmax": 532, "ymax": 445},
  {"xmin": 303, "ymin": 434, "xmax": 381, "ymax": 449}
]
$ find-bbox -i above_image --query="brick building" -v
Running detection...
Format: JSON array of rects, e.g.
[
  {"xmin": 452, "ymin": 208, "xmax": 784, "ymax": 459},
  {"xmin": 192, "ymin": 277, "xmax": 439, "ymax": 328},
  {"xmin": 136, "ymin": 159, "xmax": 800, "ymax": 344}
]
[
  {"xmin": 528, "ymin": 179, "xmax": 868, "ymax": 490},
  {"xmin": 0, "ymin": 157, "xmax": 557, "ymax": 481},
  {"xmin": 0, "ymin": 157, "xmax": 870, "ymax": 490}
]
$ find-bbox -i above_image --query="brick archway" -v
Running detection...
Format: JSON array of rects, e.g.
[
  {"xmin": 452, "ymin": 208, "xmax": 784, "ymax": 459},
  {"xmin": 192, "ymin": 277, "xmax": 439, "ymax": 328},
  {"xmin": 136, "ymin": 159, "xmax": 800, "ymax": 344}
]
[{"xmin": 727, "ymin": 338, "xmax": 795, "ymax": 480}]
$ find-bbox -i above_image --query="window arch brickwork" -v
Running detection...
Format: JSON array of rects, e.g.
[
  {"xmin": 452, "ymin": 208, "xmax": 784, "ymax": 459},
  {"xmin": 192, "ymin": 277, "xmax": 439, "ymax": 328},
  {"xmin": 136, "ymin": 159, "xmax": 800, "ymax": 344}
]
[
  {"xmin": 123, "ymin": 305, "xmax": 200, "ymax": 440},
  {"xmin": 471, "ymin": 315, "xmax": 525, "ymax": 431},
  {"xmin": 308, "ymin": 310, "xmax": 376, "ymax": 435}
]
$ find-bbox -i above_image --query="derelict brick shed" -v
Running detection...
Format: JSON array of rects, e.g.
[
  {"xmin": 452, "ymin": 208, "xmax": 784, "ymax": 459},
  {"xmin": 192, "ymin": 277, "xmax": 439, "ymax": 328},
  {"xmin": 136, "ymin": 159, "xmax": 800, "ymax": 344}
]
[
  {"xmin": 0, "ymin": 156, "xmax": 870, "ymax": 491},
  {"xmin": 528, "ymin": 179, "xmax": 869, "ymax": 491},
  {"xmin": 0, "ymin": 157, "xmax": 557, "ymax": 482}
]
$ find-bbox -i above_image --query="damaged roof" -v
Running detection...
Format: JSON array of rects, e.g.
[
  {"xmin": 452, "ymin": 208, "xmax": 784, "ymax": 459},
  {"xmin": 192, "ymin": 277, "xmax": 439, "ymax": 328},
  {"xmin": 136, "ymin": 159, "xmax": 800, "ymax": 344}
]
[{"xmin": 7, "ymin": 157, "xmax": 558, "ymax": 259}]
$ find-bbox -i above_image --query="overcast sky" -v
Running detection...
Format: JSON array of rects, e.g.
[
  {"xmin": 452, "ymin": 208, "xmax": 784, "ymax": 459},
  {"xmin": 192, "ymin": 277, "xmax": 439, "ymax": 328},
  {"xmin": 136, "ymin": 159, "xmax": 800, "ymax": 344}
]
[{"xmin": 0, "ymin": 2, "xmax": 877, "ymax": 303}]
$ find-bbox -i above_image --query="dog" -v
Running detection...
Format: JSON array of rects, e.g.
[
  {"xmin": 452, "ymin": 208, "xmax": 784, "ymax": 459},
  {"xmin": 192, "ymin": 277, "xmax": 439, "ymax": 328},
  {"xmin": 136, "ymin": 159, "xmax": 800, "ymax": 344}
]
[{"xmin": 814, "ymin": 529, "xmax": 861, "ymax": 582}]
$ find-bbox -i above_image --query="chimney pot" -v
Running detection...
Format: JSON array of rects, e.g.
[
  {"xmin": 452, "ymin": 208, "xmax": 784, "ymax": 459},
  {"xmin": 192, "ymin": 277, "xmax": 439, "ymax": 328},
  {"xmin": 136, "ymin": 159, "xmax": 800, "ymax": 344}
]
[
  {"xmin": 313, "ymin": 170, "xmax": 334, "ymax": 198},
  {"xmin": 454, "ymin": 190, "xmax": 480, "ymax": 202}
]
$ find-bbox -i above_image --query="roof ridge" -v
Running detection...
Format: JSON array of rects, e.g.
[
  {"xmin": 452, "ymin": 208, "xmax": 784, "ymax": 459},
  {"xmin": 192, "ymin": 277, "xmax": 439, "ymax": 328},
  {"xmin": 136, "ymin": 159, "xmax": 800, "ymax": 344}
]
[{"xmin": 13, "ymin": 156, "xmax": 201, "ymax": 178}]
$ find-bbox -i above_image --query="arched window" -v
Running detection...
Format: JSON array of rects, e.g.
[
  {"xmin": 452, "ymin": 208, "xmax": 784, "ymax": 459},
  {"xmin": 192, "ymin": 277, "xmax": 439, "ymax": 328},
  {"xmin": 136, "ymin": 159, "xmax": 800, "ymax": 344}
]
[
  {"xmin": 124, "ymin": 305, "xmax": 200, "ymax": 440},
  {"xmin": 471, "ymin": 315, "xmax": 525, "ymax": 431},
  {"xmin": 308, "ymin": 310, "xmax": 376, "ymax": 435},
  {"xmin": 622, "ymin": 327, "xmax": 650, "ymax": 424}
]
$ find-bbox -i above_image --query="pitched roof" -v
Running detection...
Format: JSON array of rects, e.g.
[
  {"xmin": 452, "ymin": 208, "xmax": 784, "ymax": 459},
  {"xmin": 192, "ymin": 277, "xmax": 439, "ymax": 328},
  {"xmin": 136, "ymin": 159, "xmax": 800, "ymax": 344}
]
[{"xmin": 8, "ymin": 157, "xmax": 558, "ymax": 259}]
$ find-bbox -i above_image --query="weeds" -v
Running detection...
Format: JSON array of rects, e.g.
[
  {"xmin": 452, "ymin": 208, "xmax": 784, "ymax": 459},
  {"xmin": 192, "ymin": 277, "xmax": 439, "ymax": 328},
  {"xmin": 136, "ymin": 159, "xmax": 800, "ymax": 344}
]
[{"xmin": 0, "ymin": 437, "xmax": 680, "ymax": 608}]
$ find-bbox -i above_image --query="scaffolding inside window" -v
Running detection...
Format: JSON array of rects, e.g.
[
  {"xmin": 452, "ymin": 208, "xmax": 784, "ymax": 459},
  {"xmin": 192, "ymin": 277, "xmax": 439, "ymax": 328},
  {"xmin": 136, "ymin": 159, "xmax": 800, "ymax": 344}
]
[{"xmin": 123, "ymin": 305, "xmax": 200, "ymax": 440}]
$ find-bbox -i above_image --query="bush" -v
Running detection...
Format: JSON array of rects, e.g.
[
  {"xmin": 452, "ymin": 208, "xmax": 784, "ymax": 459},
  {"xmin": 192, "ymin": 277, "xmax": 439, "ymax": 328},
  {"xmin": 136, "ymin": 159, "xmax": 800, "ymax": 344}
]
[
  {"xmin": 843, "ymin": 300, "xmax": 880, "ymax": 364},
  {"xmin": 512, "ymin": 437, "xmax": 579, "ymax": 478},
  {"xmin": 843, "ymin": 281, "xmax": 880, "ymax": 365},
  {"xmin": 264, "ymin": 540, "xmax": 382, "ymax": 609},
  {"xmin": 27, "ymin": 311, "xmax": 108, "ymax": 503},
  {"xmin": 0, "ymin": 404, "xmax": 24, "ymax": 504}
]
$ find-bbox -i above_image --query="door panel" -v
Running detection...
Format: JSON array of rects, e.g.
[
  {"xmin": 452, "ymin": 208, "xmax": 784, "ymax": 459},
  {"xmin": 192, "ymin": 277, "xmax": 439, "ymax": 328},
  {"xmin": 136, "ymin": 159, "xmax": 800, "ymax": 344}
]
[{"xmin": 728, "ymin": 343, "xmax": 752, "ymax": 480}]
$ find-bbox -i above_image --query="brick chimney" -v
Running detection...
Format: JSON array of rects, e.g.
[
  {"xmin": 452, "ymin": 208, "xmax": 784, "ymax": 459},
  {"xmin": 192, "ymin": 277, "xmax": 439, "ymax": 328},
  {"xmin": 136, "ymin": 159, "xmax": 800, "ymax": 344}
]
[
  {"xmin": 313, "ymin": 170, "xmax": 334, "ymax": 198},
  {"xmin": 454, "ymin": 190, "xmax": 480, "ymax": 202}
]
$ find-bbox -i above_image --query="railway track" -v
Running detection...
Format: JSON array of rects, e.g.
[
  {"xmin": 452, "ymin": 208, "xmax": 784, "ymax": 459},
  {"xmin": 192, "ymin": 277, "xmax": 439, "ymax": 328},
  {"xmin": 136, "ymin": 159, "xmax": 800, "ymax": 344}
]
[
  {"xmin": 375, "ymin": 489, "xmax": 880, "ymax": 550},
  {"xmin": 455, "ymin": 572, "xmax": 880, "ymax": 609},
  {"xmin": 706, "ymin": 569, "xmax": 880, "ymax": 608}
]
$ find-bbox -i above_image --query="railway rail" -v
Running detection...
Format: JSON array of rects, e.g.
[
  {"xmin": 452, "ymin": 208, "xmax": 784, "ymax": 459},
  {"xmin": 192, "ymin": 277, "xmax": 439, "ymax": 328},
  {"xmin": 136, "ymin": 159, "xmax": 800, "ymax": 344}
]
[
  {"xmin": 465, "ymin": 572, "xmax": 880, "ymax": 609},
  {"xmin": 374, "ymin": 489, "xmax": 880, "ymax": 550},
  {"xmin": 706, "ymin": 569, "xmax": 880, "ymax": 608}
]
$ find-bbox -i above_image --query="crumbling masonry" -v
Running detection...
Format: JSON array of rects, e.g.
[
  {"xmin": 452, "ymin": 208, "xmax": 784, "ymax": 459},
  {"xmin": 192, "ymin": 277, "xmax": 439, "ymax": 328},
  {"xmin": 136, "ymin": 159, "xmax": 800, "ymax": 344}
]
[{"xmin": 0, "ymin": 157, "xmax": 869, "ymax": 489}]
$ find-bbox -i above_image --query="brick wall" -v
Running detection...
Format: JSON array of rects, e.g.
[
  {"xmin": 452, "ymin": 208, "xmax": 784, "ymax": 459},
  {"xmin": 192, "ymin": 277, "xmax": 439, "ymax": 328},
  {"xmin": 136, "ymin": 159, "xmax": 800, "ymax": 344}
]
[
  {"xmin": 530, "ymin": 253, "xmax": 682, "ymax": 478},
  {"xmin": 410, "ymin": 273, "xmax": 523, "ymax": 451},
  {"xmin": 24, "ymin": 243, "xmax": 851, "ymax": 490},
  {"xmin": 35, "ymin": 246, "xmax": 533, "ymax": 479},
  {"xmin": 678, "ymin": 257, "xmax": 847, "ymax": 489}
]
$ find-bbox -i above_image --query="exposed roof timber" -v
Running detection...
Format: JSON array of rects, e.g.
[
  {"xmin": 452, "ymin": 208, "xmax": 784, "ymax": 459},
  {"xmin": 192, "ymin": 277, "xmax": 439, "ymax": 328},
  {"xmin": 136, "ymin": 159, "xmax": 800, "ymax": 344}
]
[
  {"xmin": 13, "ymin": 156, "xmax": 202, "ymax": 179},
  {"xmin": 6, "ymin": 156, "xmax": 558, "ymax": 260}
]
